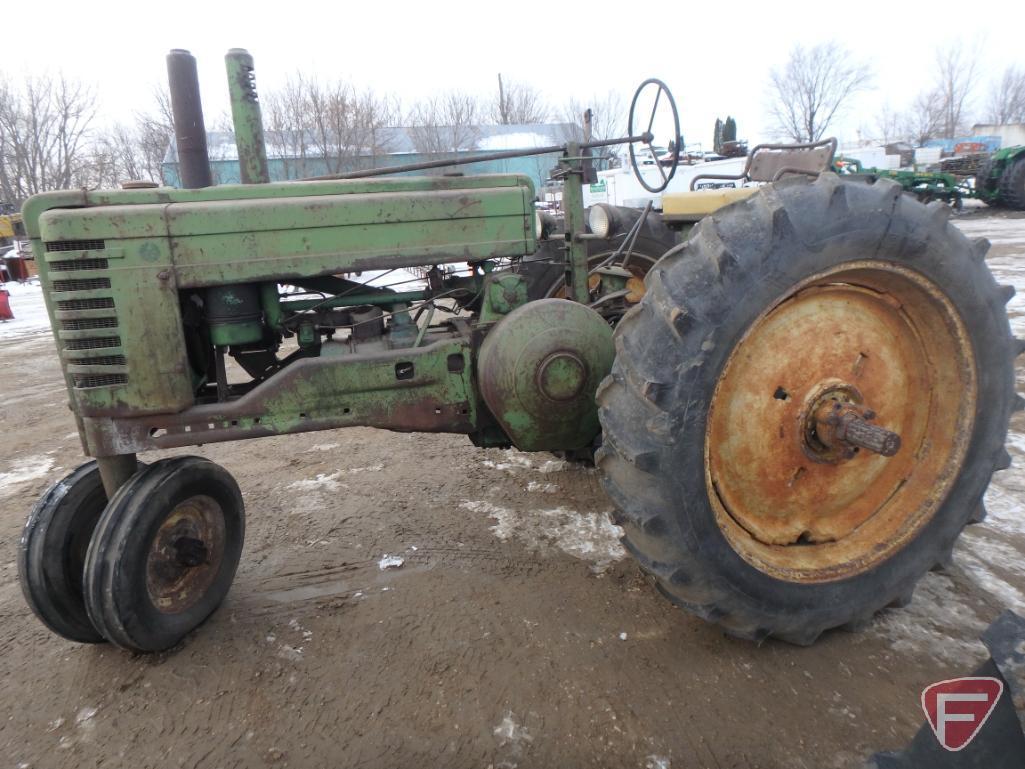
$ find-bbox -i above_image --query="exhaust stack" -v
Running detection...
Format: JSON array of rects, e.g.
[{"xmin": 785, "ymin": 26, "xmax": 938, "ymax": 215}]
[{"xmin": 166, "ymin": 49, "xmax": 213, "ymax": 189}]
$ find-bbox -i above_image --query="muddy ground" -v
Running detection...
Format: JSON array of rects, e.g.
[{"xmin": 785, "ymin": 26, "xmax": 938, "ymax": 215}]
[{"xmin": 2, "ymin": 209, "xmax": 1025, "ymax": 769}]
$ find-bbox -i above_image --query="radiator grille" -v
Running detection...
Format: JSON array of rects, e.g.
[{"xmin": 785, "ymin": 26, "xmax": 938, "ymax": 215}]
[
  {"xmin": 48, "ymin": 254, "xmax": 127, "ymax": 390},
  {"xmin": 73, "ymin": 374, "xmax": 128, "ymax": 389},
  {"xmin": 46, "ymin": 239, "xmax": 106, "ymax": 252},
  {"xmin": 52, "ymin": 278, "xmax": 112, "ymax": 292},
  {"xmin": 64, "ymin": 336, "xmax": 122, "ymax": 351},
  {"xmin": 68, "ymin": 355, "xmax": 126, "ymax": 367},
  {"xmin": 61, "ymin": 317, "xmax": 118, "ymax": 331},
  {"xmin": 56, "ymin": 297, "xmax": 116, "ymax": 312},
  {"xmin": 49, "ymin": 258, "xmax": 109, "ymax": 272}
]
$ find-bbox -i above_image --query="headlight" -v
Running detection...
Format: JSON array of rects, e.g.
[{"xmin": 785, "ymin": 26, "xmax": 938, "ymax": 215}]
[{"xmin": 588, "ymin": 204, "xmax": 613, "ymax": 238}]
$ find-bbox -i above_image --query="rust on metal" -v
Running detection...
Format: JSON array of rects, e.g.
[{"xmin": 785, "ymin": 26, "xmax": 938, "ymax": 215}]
[
  {"xmin": 146, "ymin": 495, "xmax": 226, "ymax": 614},
  {"xmin": 813, "ymin": 399, "xmax": 902, "ymax": 459},
  {"xmin": 704, "ymin": 262, "xmax": 977, "ymax": 583}
]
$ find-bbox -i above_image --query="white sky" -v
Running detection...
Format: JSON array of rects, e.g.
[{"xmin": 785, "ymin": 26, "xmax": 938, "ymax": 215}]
[{"xmin": 3, "ymin": 0, "xmax": 1021, "ymax": 150}]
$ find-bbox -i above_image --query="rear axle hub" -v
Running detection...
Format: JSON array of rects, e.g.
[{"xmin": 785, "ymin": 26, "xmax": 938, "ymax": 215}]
[{"xmin": 804, "ymin": 388, "xmax": 902, "ymax": 463}]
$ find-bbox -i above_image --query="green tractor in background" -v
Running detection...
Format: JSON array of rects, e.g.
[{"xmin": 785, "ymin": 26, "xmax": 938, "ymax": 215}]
[
  {"xmin": 16, "ymin": 49, "xmax": 1020, "ymax": 653},
  {"xmin": 977, "ymin": 145, "xmax": 1025, "ymax": 210}
]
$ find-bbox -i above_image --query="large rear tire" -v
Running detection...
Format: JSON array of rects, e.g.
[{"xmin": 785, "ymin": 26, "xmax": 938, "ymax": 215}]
[
  {"xmin": 597, "ymin": 174, "xmax": 1017, "ymax": 644},
  {"xmin": 998, "ymin": 155, "xmax": 1025, "ymax": 211}
]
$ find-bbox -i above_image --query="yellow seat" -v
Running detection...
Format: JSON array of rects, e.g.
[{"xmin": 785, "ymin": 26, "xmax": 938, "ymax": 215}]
[{"xmin": 661, "ymin": 187, "xmax": 758, "ymax": 221}]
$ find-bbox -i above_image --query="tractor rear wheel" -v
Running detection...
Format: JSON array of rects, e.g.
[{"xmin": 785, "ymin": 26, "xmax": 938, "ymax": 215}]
[
  {"xmin": 83, "ymin": 456, "xmax": 245, "ymax": 652},
  {"xmin": 977, "ymin": 156, "xmax": 1000, "ymax": 202},
  {"xmin": 998, "ymin": 155, "xmax": 1025, "ymax": 210},
  {"xmin": 597, "ymin": 174, "xmax": 1017, "ymax": 644}
]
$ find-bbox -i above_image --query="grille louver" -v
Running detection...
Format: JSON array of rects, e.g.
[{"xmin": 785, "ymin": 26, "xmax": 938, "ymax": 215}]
[
  {"xmin": 46, "ymin": 243, "xmax": 126, "ymax": 391},
  {"xmin": 64, "ymin": 337, "xmax": 122, "ymax": 351},
  {"xmin": 50, "ymin": 258, "xmax": 109, "ymax": 272},
  {"xmin": 52, "ymin": 278, "xmax": 112, "ymax": 292},
  {"xmin": 46, "ymin": 239, "xmax": 106, "ymax": 252},
  {"xmin": 72, "ymin": 374, "xmax": 128, "ymax": 388}
]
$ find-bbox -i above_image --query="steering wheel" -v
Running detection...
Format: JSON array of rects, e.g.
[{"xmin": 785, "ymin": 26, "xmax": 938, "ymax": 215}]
[{"xmin": 628, "ymin": 78, "xmax": 681, "ymax": 193}]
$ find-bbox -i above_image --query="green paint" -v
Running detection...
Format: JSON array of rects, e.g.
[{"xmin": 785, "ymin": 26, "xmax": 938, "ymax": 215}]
[
  {"xmin": 225, "ymin": 49, "xmax": 270, "ymax": 186},
  {"xmin": 561, "ymin": 145, "xmax": 590, "ymax": 305},
  {"xmin": 477, "ymin": 299, "xmax": 614, "ymax": 451}
]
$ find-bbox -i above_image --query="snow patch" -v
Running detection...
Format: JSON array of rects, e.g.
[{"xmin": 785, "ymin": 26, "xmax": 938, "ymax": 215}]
[
  {"xmin": 983, "ymin": 477, "xmax": 1025, "ymax": 538},
  {"xmin": 867, "ymin": 572, "xmax": 987, "ymax": 665},
  {"xmin": 955, "ymin": 218, "xmax": 1025, "ymax": 246},
  {"xmin": 0, "ymin": 455, "xmax": 55, "ymax": 493},
  {"xmin": 477, "ymin": 131, "xmax": 553, "ymax": 151},
  {"xmin": 493, "ymin": 712, "xmax": 533, "ymax": 746},
  {"xmin": 526, "ymin": 481, "xmax": 558, "ymax": 494},
  {"xmin": 378, "ymin": 554, "xmax": 404, "ymax": 570},
  {"xmin": 0, "ymin": 281, "xmax": 52, "ymax": 341},
  {"xmin": 461, "ymin": 500, "xmax": 625, "ymax": 572},
  {"xmin": 347, "ymin": 464, "xmax": 384, "ymax": 474},
  {"xmin": 287, "ymin": 472, "xmax": 347, "ymax": 492},
  {"xmin": 277, "ymin": 644, "xmax": 304, "ymax": 661},
  {"xmin": 482, "ymin": 449, "xmax": 570, "ymax": 475}
]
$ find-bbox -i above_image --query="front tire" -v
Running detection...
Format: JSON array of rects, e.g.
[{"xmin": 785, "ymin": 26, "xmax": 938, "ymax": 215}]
[
  {"xmin": 597, "ymin": 174, "xmax": 1017, "ymax": 644},
  {"xmin": 19, "ymin": 462, "xmax": 114, "ymax": 643},
  {"xmin": 83, "ymin": 456, "xmax": 245, "ymax": 652}
]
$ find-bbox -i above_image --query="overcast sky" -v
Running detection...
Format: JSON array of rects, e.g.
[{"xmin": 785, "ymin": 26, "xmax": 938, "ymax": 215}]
[{"xmin": 3, "ymin": 0, "xmax": 1019, "ymax": 150}]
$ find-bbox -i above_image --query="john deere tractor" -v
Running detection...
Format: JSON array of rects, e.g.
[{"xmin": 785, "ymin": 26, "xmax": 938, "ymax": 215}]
[
  {"xmin": 18, "ymin": 49, "xmax": 1018, "ymax": 652},
  {"xmin": 977, "ymin": 145, "xmax": 1025, "ymax": 210}
]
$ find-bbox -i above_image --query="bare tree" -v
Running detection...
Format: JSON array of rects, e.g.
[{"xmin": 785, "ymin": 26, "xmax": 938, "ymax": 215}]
[
  {"xmin": 407, "ymin": 92, "xmax": 483, "ymax": 161},
  {"xmin": 987, "ymin": 65, "xmax": 1025, "ymax": 125},
  {"xmin": 133, "ymin": 89, "xmax": 175, "ymax": 183},
  {"xmin": 767, "ymin": 41, "xmax": 873, "ymax": 143},
  {"xmin": 84, "ymin": 88, "xmax": 174, "ymax": 189},
  {"xmin": 897, "ymin": 89, "xmax": 945, "ymax": 146},
  {"xmin": 493, "ymin": 75, "xmax": 548, "ymax": 125},
  {"xmin": 263, "ymin": 74, "xmax": 397, "ymax": 178},
  {"xmin": 0, "ymin": 72, "xmax": 97, "ymax": 204},
  {"xmin": 932, "ymin": 43, "xmax": 979, "ymax": 138},
  {"xmin": 874, "ymin": 102, "xmax": 904, "ymax": 144},
  {"xmin": 558, "ymin": 92, "xmax": 624, "ymax": 143},
  {"xmin": 264, "ymin": 76, "xmax": 315, "ymax": 178}
]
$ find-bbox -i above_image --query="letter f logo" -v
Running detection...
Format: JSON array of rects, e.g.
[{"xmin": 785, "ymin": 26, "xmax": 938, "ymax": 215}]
[{"xmin": 922, "ymin": 677, "xmax": 1004, "ymax": 751}]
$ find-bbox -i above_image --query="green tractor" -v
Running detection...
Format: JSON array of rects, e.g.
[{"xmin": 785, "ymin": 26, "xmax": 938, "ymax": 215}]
[
  {"xmin": 17, "ymin": 49, "xmax": 1019, "ymax": 652},
  {"xmin": 976, "ymin": 145, "xmax": 1025, "ymax": 209}
]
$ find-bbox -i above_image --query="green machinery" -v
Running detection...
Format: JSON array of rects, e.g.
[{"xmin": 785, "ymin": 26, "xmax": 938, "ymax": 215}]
[
  {"xmin": 976, "ymin": 145, "xmax": 1025, "ymax": 209},
  {"xmin": 18, "ymin": 49, "xmax": 1020, "ymax": 652},
  {"xmin": 836, "ymin": 145, "xmax": 1025, "ymax": 210}
]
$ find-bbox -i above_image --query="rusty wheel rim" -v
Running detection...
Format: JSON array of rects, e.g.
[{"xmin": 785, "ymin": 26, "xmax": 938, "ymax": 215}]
[
  {"xmin": 704, "ymin": 262, "xmax": 977, "ymax": 583},
  {"xmin": 145, "ymin": 495, "xmax": 226, "ymax": 613}
]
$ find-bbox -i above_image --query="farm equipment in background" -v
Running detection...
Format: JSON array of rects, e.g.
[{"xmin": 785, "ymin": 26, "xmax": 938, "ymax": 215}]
[
  {"xmin": 0, "ymin": 204, "xmax": 25, "ymax": 247},
  {"xmin": 16, "ymin": 48, "xmax": 1019, "ymax": 653},
  {"xmin": 976, "ymin": 145, "xmax": 1025, "ymax": 210},
  {"xmin": 835, "ymin": 146, "xmax": 1025, "ymax": 210}
]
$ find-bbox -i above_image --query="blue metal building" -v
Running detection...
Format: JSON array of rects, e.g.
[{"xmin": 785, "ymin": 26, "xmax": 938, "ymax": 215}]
[{"xmin": 161, "ymin": 123, "xmax": 585, "ymax": 193}]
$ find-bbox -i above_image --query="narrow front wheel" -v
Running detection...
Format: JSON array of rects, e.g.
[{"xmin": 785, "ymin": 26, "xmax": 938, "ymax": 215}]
[{"xmin": 83, "ymin": 456, "xmax": 245, "ymax": 652}]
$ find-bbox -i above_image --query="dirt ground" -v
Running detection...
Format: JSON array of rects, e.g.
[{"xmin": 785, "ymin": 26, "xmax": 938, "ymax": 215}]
[{"xmin": 2, "ymin": 209, "xmax": 1025, "ymax": 769}]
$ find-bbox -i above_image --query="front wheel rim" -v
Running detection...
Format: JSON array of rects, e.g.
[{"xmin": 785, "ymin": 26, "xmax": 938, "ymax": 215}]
[{"xmin": 145, "ymin": 494, "xmax": 226, "ymax": 614}]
